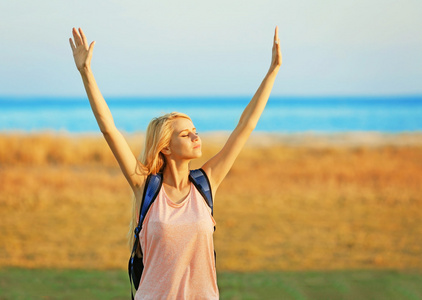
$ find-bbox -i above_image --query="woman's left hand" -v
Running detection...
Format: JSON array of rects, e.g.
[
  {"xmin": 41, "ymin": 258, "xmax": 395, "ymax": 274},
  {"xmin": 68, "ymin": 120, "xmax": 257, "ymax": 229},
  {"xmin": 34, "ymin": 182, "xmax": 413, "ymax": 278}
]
[
  {"xmin": 269, "ymin": 26, "xmax": 282, "ymax": 73},
  {"xmin": 69, "ymin": 27, "xmax": 95, "ymax": 72}
]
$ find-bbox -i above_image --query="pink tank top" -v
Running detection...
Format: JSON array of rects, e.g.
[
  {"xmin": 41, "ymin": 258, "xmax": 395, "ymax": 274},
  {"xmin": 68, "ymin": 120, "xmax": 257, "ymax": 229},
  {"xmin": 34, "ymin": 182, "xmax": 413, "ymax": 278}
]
[{"xmin": 135, "ymin": 182, "xmax": 219, "ymax": 300}]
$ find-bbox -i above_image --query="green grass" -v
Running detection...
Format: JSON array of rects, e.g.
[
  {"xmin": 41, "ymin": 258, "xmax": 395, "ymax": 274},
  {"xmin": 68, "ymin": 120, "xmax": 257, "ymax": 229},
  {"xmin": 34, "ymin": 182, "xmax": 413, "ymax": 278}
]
[{"xmin": 0, "ymin": 268, "xmax": 421, "ymax": 300}]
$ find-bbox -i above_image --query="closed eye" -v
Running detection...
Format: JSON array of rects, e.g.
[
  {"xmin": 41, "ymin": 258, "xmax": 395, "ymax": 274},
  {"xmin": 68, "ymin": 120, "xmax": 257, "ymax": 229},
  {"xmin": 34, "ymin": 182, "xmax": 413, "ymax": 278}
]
[{"xmin": 179, "ymin": 130, "xmax": 198, "ymax": 138}]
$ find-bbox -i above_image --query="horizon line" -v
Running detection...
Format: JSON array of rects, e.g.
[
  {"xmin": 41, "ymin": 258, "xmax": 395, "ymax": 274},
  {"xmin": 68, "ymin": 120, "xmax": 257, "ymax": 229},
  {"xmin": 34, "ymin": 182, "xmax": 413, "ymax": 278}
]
[{"xmin": 1, "ymin": 94, "xmax": 422, "ymax": 100}]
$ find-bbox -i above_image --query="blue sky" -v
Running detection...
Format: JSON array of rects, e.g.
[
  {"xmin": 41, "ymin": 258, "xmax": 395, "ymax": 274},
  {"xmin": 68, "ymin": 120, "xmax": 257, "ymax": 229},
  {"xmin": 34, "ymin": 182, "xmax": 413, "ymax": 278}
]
[{"xmin": 0, "ymin": 0, "xmax": 421, "ymax": 97}]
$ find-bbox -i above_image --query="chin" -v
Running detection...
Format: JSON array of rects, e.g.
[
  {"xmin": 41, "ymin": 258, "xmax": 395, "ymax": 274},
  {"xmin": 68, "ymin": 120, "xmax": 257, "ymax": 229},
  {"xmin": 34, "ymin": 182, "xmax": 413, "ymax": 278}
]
[{"xmin": 193, "ymin": 150, "xmax": 202, "ymax": 159}]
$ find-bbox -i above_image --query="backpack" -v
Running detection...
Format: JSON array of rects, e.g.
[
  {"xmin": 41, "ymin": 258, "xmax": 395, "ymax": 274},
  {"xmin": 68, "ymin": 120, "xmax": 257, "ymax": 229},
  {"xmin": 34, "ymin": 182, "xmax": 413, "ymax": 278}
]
[{"xmin": 128, "ymin": 168, "xmax": 214, "ymax": 299}]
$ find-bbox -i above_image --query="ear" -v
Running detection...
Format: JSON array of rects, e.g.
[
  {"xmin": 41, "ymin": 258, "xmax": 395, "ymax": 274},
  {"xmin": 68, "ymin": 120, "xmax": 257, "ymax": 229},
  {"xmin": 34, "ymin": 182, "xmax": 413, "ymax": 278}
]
[{"xmin": 161, "ymin": 146, "xmax": 171, "ymax": 156}]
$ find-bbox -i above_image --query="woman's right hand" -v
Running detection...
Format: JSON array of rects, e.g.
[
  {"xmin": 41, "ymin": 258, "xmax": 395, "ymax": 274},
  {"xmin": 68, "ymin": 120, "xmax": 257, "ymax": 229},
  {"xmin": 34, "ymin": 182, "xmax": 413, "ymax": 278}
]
[{"xmin": 69, "ymin": 27, "xmax": 95, "ymax": 72}]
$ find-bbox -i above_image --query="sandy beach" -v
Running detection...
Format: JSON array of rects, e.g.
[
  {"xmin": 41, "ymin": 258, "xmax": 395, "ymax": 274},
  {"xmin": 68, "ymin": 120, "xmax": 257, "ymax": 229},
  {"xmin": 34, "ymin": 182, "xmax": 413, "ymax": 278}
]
[{"xmin": 0, "ymin": 131, "xmax": 421, "ymax": 271}]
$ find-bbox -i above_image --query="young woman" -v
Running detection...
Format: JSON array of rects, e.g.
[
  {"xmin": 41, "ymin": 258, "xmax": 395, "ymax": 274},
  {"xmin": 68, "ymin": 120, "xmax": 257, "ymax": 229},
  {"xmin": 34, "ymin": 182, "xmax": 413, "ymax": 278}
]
[{"xmin": 69, "ymin": 26, "xmax": 282, "ymax": 299}]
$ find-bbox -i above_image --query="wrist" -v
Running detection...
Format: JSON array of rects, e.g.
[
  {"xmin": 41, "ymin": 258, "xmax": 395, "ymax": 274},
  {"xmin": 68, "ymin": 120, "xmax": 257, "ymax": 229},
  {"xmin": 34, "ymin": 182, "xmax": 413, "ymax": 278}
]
[
  {"xmin": 78, "ymin": 65, "xmax": 92, "ymax": 75},
  {"xmin": 266, "ymin": 66, "xmax": 280, "ymax": 78},
  {"xmin": 268, "ymin": 65, "xmax": 280, "ymax": 75}
]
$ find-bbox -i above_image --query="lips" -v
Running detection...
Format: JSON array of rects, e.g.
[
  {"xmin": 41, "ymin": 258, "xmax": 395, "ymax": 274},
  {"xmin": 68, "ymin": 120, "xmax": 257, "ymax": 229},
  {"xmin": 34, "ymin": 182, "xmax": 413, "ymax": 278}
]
[{"xmin": 193, "ymin": 144, "xmax": 201, "ymax": 149}]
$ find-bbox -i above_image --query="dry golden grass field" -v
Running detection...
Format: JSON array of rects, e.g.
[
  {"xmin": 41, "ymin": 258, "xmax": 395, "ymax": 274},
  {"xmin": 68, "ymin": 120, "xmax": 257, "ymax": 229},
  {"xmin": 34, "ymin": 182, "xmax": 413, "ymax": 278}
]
[{"xmin": 0, "ymin": 132, "xmax": 421, "ymax": 271}]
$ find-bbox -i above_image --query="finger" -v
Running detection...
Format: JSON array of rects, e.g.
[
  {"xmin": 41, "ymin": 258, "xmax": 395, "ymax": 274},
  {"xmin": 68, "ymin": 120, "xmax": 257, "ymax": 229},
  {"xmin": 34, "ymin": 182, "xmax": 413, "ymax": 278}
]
[
  {"xmin": 274, "ymin": 26, "xmax": 280, "ymax": 44},
  {"xmin": 87, "ymin": 41, "xmax": 95, "ymax": 60},
  {"xmin": 69, "ymin": 38, "xmax": 76, "ymax": 52},
  {"xmin": 88, "ymin": 41, "xmax": 95, "ymax": 52},
  {"xmin": 72, "ymin": 27, "xmax": 82, "ymax": 46},
  {"xmin": 79, "ymin": 28, "xmax": 88, "ymax": 47}
]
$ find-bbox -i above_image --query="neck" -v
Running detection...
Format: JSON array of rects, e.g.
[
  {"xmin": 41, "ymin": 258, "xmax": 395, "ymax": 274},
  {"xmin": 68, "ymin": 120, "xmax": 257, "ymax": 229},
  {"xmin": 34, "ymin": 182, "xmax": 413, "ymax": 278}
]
[{"xmin": 162, "ymin": 158, "xmax": 190, "ymax": 190}]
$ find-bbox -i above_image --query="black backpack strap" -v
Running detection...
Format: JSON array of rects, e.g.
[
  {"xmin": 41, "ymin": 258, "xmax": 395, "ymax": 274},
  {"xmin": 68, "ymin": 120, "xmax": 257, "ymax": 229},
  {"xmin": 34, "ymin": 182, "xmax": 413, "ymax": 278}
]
[
  {"xmin": 129, "ymin": 172, "xmax": 163, "ymax": 299},
  {"xmin": 189, "ymin": 168, "xmax": 213, "ymax": 215}
]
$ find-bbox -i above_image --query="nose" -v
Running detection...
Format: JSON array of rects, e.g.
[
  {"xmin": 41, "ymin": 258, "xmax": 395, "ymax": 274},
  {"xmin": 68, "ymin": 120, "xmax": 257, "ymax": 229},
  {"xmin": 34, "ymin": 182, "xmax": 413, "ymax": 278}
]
[{"xmin": 191, "ymin": 132, "xmax": 199, "ymax": 141}]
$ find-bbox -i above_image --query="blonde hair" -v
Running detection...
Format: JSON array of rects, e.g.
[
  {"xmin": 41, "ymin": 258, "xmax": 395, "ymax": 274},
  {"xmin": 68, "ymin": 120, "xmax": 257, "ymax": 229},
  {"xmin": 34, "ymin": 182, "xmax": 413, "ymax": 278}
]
[{"xmin": 128, "ymin": 112, "xmax": 191, "ymax": 248}]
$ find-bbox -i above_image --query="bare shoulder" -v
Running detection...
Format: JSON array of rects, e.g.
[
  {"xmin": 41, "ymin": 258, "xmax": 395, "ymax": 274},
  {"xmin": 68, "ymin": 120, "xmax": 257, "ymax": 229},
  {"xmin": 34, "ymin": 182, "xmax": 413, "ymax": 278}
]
[
  {"xmin": 200, "ymin": 165, "xmax": 213, "ymax": 183},
  {"xmin": 132, "ymin": 162, "xmax": 149, "ymax": 186},
  {"xmin": 198, "ymin": 165, "xmax": 218, "ymax": 200},
  {"xmin": 131, "ymin": 174, "xmax": 147, "ymax": 201}
]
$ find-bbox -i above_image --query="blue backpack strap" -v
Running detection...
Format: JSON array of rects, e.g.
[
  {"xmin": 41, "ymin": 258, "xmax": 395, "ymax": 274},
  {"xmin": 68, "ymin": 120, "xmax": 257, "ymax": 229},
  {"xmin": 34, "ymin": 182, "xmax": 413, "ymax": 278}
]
[
  {"xmin": 189, "ymin": 168, "xmax": 213, "ymax": 215},
  {"xmin": 129, "ymin": 172, "xmax": 163, "ymax": 299},
  {"xmin": 189, "ymin": 168, "xmax": 217, "ymax": 263},
  {"xmin": 139, "ymin": 173, "xmax": 163, "ymax": 228}
]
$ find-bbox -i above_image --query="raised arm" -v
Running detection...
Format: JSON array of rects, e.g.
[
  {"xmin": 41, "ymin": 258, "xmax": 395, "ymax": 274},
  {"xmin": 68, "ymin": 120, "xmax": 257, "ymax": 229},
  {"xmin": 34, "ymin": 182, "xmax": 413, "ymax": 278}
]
[
  {"xmin": 69, "ymin": 28, "xmax": 147, "ymax": 190},
  {"xmin": 202, "ymin": 26, "xmax": 282, "ymax": 195}
]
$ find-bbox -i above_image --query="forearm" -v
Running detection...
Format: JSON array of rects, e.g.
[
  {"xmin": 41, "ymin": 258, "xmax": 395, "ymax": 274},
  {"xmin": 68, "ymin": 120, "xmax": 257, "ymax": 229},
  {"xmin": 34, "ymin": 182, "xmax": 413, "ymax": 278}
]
[
  {"xmin": 238, "ymin": 67, "xmax": 279, "ymax": 130},
  {"xmin": 79, "ymin": 66, "xmax": 115, "ymax": 133}
]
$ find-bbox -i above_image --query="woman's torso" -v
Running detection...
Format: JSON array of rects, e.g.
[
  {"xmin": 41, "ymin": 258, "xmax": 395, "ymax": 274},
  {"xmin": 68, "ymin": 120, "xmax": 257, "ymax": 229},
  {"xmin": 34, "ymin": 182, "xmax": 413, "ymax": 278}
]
[{"xmin": 135, "ymin": 182, "xmax": 219, "ymax": 300}]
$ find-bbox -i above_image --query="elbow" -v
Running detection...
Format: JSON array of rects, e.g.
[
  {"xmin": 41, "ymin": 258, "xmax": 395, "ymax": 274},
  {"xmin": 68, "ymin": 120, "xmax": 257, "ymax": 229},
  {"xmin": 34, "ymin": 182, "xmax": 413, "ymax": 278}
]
[
  {"xmin": 238, "ymin": 113, "xmax": 258, "ymax": 133},
  {"xmin": 99, "ymin": 118, "xmax": 116, "ymax": 135},
  {"xmin": 100, "ymin": 124, "xmax": 116, "ymax": 136},
  {"xmin": 238, "ymin": 120, "xmax": 256, "ymax": 133},
  {"xmin": 100, "ymin": 125, "xmax": 110, "ymax": 135},
  {"xmin": 100, "ymin": 128, "xmax": 110, "ymax": 136}
]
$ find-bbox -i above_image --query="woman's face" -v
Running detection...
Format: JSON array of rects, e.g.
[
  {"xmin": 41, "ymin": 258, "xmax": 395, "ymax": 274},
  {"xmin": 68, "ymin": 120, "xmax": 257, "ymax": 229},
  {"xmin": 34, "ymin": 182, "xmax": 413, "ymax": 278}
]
[{"xmin": 166, "ymin": 117, "xmax": 202, "ymax": 160}]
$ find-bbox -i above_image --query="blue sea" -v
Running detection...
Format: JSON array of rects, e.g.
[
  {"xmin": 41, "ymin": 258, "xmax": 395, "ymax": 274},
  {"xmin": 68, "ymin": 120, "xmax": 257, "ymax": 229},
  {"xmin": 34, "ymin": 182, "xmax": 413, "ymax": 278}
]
[{"xmin": 1, "ymin": 96, "xmax": 421, "ymax": 133}]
